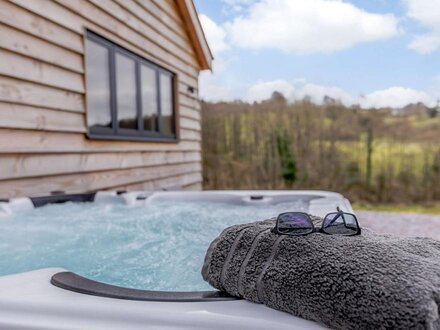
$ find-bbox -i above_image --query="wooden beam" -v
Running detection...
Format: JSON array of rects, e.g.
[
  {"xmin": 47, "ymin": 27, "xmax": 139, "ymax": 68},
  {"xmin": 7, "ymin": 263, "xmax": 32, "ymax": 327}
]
[
  {"xmin": 107, "ymin": 171, "xmax": 202, "ymax": 191},
  {"xmin": 0, "ymin": 162, "xmax": 202, "ymax": 197},
  {"xmin": 0, "ymin": 49, "xmax": 85, "ymax": 93},
  {"xmin": 0, "ymin": 76, "xmax": 84, "ymax": 112},
  {"xmin": 0, "ymin": 23, "xmax": 83, "ymax": 74},
  {"xmin": 0, "ymin": 1, "xmax": 83, "ymax": 53},
  {"xmin": 0, "ymin": 129, "xmax": 201, "ymax": 154},
  {"xmin": 175, "ymin": 0, "xmax": 212, "ymax": 70},
  {"xmin": 0, "ymin": 151, "xmax": 201, "ymax": 180},
  {"xmin": 0, "ymin": 102, "xmax": 86, "ymax": 133}
]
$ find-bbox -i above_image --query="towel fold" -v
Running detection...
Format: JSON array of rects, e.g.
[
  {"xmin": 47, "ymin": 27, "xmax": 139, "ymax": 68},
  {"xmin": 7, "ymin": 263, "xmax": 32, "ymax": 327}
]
[{"xmin": 202, "ymin": 216, "xmax": 440, "ymax": 330}]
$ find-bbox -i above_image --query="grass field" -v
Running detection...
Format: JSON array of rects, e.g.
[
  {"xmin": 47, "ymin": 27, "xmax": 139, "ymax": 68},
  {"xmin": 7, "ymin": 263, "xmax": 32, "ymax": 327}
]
[
  {"xmin": 353, "ymin": 202, "xmax": 440, "ymax": 215},
  {"xmin": 334, "ymin": 139, "xmax": 437, "ymax": 177}
]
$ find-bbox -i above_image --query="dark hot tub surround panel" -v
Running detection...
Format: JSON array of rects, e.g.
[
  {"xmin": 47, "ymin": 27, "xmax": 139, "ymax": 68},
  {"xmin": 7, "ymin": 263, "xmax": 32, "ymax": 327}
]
[{"xmin": 51, "ymin": 272, "xmax": 238, "ymax": 302}]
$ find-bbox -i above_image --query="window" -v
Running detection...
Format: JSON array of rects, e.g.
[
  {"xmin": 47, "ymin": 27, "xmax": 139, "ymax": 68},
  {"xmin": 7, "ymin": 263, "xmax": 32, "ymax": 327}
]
[{"xmin": 85, "ymin": 32, "xmax": 176, "ymax": 141}]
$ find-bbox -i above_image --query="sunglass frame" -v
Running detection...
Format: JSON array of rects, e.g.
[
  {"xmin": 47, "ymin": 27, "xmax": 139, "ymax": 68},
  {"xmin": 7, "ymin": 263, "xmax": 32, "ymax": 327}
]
[{"xmin": 273, "ymin": 211, "xmax": 361, "ymax": 236}]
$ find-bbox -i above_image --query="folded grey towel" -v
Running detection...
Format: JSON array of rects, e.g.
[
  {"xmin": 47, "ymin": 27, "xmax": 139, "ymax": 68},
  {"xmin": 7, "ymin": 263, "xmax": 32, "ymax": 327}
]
[{"xmin": 202, "ymin": 216, "xmax": 440, "ymax": 330}]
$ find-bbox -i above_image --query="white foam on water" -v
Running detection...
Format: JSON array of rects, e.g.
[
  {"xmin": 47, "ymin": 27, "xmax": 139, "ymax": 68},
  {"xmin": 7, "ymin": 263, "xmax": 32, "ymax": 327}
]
[{"xmin": 0, "ymin": 200, "xmax": 308, "ymax": 291}]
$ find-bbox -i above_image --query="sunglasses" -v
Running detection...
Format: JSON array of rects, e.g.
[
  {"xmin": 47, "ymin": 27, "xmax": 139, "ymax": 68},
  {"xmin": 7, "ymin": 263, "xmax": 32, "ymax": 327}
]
[{"xmin": 272, "ymin": 208, "xmax": 361, "ymax": 236}]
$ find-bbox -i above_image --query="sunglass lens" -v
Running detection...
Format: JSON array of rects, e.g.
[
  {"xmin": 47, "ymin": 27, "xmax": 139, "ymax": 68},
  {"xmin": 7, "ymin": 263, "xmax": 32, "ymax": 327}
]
[
  {"xmin": 277, "ymin": 213, "xmax": 313, "ymax": 235},
  {"xmin": 322, "ymin": 212, "xmax": 359, "ymax": 235}
]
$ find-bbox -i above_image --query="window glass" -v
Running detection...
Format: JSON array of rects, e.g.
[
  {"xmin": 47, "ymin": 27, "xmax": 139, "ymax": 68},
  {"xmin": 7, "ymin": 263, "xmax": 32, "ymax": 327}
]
[
  {"xmin": 86, "ymin": 32, "xmax": 177, "ymax": 141},
  {"xmin": 160, "ymin": 73, "xmax": 175, "ymax": 136},
  {"xmin": 86, "ymin": 39, "xmax": 112, "ymax": 129},
  {"xmin": 141, "ymin": 65, "xmax": 158, "ymax": 132},
  {"xmin": 116, "ymin": 53, "xmax": 137, "ymax": 130}
]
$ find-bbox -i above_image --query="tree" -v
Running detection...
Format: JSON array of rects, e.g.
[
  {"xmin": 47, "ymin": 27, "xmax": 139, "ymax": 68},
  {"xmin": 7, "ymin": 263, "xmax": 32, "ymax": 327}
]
[{"xmin": 276, "ymin": 130, "xmax": 297, "ymax": 187}]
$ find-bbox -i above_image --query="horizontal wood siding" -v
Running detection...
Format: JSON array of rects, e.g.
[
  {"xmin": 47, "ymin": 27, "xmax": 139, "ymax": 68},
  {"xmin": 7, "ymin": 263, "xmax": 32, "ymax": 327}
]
[
  {"xmin": 0, "ymin": 163, "xmax": 202, "ymax": 197},
  {"xmin": 0, "ymin": 129, "xmax": 201, "ymax": 153},
  {"xmin": 0, "ymin": 0, "xmax": 203, "ymax": 198}
]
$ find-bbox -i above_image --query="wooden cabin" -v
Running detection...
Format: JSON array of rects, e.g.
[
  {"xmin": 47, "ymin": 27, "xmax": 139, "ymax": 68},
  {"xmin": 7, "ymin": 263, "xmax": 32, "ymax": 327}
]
[{"xmin": 0, "ymin": 0, "xmax": 212, "ymax": 198}]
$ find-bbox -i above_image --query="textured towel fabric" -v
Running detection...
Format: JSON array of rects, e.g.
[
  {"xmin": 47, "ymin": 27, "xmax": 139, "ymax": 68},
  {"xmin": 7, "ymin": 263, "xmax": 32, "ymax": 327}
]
[{"xmin": 201, "ymin": 216, "xmax": 440, "ymax": 330}]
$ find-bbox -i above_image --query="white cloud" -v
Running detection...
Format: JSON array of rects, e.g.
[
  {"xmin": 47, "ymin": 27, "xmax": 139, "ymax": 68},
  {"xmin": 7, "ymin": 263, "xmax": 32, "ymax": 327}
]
[
  {"xmin": 245, "ymin": 79, "xmax": 354, "ymax": 105},
  {"xmin": 408, "ymin": 34, "xmax": 440, "ymax": 54},
  {"xmin": 225, "ymin": 0, "xmax": 400, "ymax": 54},
  {"xmin": 246, "ymin": 80, "xmax": 296, "ymax": 101},
  {"xmin": 243, "ymin": 80, "xmax": 435, "ymax": 108},
  {"xmin": 405, "ymin": 0, "xmax": 440, "ymax": 54},
  {"xmin": 199, "ymin": 15, "xmax": 233, "ymax": 101},
  {"xmin": 406, "ymin": 0, "xmax": 440, "ymax": 29},
  {"xmin": 199, "ymin": 74, "xmax": 235, "ymax": 102},
  {"xmin": 359, "ymin": 87, "xmax": 434, "ymax": 108},
  {"xmin": 295, "ymin": 83, "xmax": 354, "ymax": 106},
  {"xmin": 199, "ymin": 14, "xmax": 229, "ymax": 56}
]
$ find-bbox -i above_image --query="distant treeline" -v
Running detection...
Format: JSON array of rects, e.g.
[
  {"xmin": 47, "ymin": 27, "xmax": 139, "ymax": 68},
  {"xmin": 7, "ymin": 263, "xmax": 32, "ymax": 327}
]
[{"xmin": 201, "ymin": 93, "xmax": 440, "ymax": 204}]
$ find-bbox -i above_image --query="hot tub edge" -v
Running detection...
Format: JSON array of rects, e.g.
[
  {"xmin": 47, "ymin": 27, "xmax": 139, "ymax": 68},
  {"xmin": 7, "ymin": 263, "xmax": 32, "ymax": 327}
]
[{"xmin": 51, "ymin": 271, "xmax": 239, "ymax": 302}]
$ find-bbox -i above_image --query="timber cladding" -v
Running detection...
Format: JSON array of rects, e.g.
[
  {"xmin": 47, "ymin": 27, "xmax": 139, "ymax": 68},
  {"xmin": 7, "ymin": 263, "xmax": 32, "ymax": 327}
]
[{"xmin": 0, "ymin": 0, "xmax": 209, "ymax": 198}]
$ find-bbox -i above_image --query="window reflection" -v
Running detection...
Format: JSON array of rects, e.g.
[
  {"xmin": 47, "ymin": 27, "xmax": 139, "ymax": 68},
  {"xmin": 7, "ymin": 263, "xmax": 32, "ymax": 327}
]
[
  {"xmin": 116, "ymin": 53, "xmax": 137, "ymax": 130},
  {"xmin": 141, "ymin": 65, "xmax": 158, "ymax": 132},
  {"xmin": 86, "ymin": 32, "xmax": 177, "ymax": 141},
  {"xmin": 160, "ymin": 73, "xmax": 174, "ymax": 136},
  {"xmin": 86, "ymin": 39, "xmax": 112, "ymax": 129}
]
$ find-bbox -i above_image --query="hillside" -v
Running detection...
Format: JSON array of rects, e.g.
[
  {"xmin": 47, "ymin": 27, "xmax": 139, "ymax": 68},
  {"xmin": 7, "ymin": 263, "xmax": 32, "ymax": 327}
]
[{"xmin": 201, "ymin": 95, "xmax": 440, "ymax": 204}]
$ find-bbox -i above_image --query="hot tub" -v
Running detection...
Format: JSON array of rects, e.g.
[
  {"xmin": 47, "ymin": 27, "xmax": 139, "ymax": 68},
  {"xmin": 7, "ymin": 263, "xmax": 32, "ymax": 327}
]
[{"xmin": 0, "ymin": 190, "xmax": 353, "ymax": 329}]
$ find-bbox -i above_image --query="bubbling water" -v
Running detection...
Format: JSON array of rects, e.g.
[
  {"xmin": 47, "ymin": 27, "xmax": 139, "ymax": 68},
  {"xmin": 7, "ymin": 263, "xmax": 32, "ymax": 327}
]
[{"xmin": 0, "ymin": 200, "xmax": 308, "ymax": 291}]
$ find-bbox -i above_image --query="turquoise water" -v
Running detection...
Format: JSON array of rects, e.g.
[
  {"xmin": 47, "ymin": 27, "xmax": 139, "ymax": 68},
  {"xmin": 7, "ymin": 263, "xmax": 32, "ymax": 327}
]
[{"xmin": 0, "ymin": 200, "xmax": 308, "ymax": 291}]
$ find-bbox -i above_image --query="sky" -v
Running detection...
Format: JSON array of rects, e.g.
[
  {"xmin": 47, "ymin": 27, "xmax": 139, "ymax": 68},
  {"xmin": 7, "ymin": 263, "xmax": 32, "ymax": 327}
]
[{"xmin": 193, "ymin": 0, "xmax": 440, "ymax": 108}]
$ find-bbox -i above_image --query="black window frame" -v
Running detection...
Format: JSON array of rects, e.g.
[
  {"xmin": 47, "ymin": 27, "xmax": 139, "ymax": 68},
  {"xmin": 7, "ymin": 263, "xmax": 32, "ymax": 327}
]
[{"xmin": 85, "ymin": 31, "xmax": 177, "ymax": 142}]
